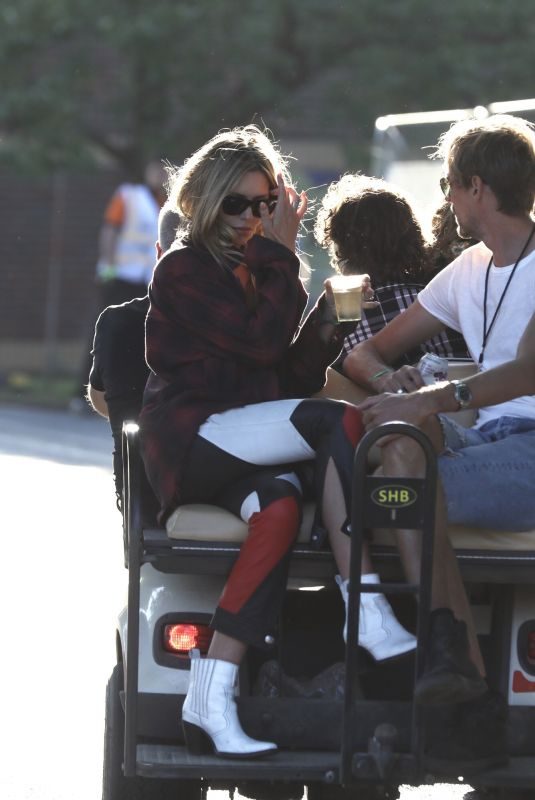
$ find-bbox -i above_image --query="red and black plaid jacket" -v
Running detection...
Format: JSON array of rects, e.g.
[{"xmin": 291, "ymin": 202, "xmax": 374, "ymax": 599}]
[{"xmin": 140, "ymin": 234, "xmax": 344, "ymax": 522}]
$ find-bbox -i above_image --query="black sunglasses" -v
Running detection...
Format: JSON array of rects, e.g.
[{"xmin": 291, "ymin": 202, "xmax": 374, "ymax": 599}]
[{"xmin": 221, "ymin": 193, "xmax": 277, "ymax": 218}]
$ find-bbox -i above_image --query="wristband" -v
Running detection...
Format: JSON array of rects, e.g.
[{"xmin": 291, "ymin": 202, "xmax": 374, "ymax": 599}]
[{"xmin": 370, "ymin": 367, "xmax": 393, "ymax": 381}]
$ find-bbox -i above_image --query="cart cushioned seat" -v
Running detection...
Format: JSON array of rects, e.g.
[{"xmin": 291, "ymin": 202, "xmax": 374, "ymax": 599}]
[
  {"xmin": 164, "ymin": 363, "xmax": 535, "ymax": 554},
  {"xmin": 166, "ymin": 500, "xmax": 535, "ymax": 552},
  {"xmin": 166, "ymin": 502, "xmax": 317, "ymax": 544}
]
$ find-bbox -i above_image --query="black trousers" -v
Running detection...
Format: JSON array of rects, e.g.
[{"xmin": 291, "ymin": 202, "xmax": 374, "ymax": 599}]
[{"xmin": 182, "ymin": 398, "xmax": 364, "ymax": 650}]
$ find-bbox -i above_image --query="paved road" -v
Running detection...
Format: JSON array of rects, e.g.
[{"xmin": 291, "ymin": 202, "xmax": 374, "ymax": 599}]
[
  {"xmin": 0, "ymin": 405, "xmax": 123, "ymax": 800},
  {"xmin": 0, "ymin": 405, "xmax": 474, "ymax": 800},
  {"xmin": 0, "ymin": 403, "xmax": 113, "ymax": 466}
]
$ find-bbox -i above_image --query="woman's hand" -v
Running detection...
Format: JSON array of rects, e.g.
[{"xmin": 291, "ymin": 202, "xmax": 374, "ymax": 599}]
[
  {"xmin": 361, "ymin": 274, "xmax": 379, "ymax": 310},
  {"xmin": 323, "ymin": 272, "xmax": 379, "ymax": 316},
  {"xmin": 322, "ymin": 278, "xmax": 338, "ymax": 322},
  {"xmin": 260, "ymin": 173, "xmax": 307, "ymax": 252},
  {"xmin": 324, "ymin": 273, "xmax": 379, "ymax": 315}
]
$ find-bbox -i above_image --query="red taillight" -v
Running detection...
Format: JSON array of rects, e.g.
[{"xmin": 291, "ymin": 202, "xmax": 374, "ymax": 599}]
[
  {"xmin": 163, "ymin": 623, "xmax": 213, "ymax": 655},
  {"xmin": 528, "ymin": 632, "xmax": 535, "ymax": 666}
]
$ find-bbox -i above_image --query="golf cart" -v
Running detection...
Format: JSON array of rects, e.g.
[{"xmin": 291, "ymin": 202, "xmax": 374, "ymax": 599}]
[{"xmin": 102, "ymin": 366, "xmax": 535, "ymax": 800}]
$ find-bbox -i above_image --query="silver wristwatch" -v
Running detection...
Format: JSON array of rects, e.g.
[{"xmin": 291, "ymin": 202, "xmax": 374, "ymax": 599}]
[{"xmin": 451, "ymin": 380, "xmax": 472, "ymax": 409}]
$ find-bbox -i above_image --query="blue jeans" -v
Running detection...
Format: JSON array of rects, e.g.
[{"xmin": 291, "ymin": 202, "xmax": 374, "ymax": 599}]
[{"xmin": 438, "ymin": 415, "xmax": 535, "ymax": 530}]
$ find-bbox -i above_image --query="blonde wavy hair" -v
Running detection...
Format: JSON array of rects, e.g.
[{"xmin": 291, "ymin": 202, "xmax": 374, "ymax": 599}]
[{"xmin": 166, "ymin": 125, "xmax": 293, "ymax": 265}]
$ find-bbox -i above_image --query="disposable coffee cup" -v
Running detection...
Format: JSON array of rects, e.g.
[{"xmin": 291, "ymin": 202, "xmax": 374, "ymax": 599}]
[{"xmin": 330, "ymin": 274, "xmax": 365, "ymax": 322}]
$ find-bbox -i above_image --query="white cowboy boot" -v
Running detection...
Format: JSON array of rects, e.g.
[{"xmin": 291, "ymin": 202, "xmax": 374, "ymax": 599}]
[
  {"xmin": 182, "ymin": 649, "xmax": 277, "ymax": 758},
  {"xmin": 336, "ymin": 574, "xmax": 416, "ymax": 661}
]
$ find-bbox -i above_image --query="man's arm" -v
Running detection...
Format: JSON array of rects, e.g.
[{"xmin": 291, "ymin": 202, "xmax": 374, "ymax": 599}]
[
  {"xmin": 342, "ymin": 300, "xmax": 446, "ymax": 393},
  {"xmin": 518, "ymin": 310, "xmax": 535, "ymax": 359},
  {"xmin": 359, "ymin": 313, "xmax": 535, "ymax": 431}
]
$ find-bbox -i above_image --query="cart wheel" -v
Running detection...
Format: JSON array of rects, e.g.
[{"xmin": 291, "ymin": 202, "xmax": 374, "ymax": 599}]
[{"xmin": 102, "ymin": 663, "xmax": 202, "ymax": 800}]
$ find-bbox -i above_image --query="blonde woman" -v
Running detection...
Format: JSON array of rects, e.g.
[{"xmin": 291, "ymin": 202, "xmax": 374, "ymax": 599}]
[{"xmin": 140, "ymin": 127, "xmax": 415, "ymax": 759}]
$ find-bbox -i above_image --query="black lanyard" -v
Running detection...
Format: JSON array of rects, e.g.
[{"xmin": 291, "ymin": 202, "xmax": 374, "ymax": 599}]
[{"xmin": 479, "ymin": 222, "xmax": 535, "ymax": 365}]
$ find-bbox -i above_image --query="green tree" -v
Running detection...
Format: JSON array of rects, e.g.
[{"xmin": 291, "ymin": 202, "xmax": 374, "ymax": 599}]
[{"xmin": 1, "ymin": 0, "xmax": 533, "ymax": 174}]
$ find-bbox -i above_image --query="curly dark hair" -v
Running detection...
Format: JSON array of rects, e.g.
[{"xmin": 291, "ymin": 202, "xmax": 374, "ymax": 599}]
[
  {"xmin": 314, "ymin": 173, "xmax": 428, "ymax": 283},
  {"xmin": 427, "ymin": 200, "xmax": 477, "ymax": 275}
]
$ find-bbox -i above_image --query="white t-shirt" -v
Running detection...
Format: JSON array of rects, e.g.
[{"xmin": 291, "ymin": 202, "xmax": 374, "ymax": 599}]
[{"xmin": 418, "ymin": 241, "xmax": 535, "ymax": 427}]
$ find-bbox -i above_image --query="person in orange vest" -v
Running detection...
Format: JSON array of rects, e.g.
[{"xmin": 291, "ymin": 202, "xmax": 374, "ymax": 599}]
[{"xmin": 70, "ymin": 161, "xmax": 166, "ymax": 412}]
